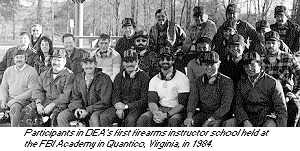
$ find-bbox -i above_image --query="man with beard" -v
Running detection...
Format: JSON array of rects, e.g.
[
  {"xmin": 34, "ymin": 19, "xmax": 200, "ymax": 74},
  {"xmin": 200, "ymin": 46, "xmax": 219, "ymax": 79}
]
[
  {"xmin": 212, "ymin": 3, "xmax": 258, "ymax": 48},
  {"xmin": 0, "ymin": 32, "xmax": 38, "ymax": 82},
  {"xmin": 115, "ymin": 18, "xmax": 137, "ymax": 58},
  {"xmin": 184, "ymin": 51, "xmax": 234, "ymax": 127},
  {"xmin": 261, "ymin": 31, "xmax": 300, "ymax": 127},
  {"xmin": 134, "ymin": 30, "xmax": 160, "ymax": 78},
  {"xmin": 270, "ymin": 6, "xmax": 300, "ymax": 56},
  {"xmin": 136, "ymin": 48, "xmax": 190, "ymax": 127},
  {"xmin": 62, "ymin": 33, "xmax": 87, "ymax": 75},
  {"xmin": 94, "ymin": 33, "xmax": 121, "ymax": 81},
  {"xmin": 249, "ymin": 20, "xmax": 290, "ymax": 56},
  {"xmin": 0, "ymin": 49, "xmax": 38, "ymax": 126},
  {"xmin": 57, "ymin": 54, "xmax": 113, "ymax": 127},
  {"xmin": 149, "ymin": 9, "xmax": 186, "ymax": 55},
  {"xmin": 19, "ymin": 49, "xmax": 75, "ymax": 127},
  {"xmin": 234, "ymin": 51, "xmax": 287, "ymax": 127},
  {"xmin": 184, "ymin": 6, "xmax": 217, "ymax": 52},
  {"xmin": 100, "ymin": 49, "xmax": 150, "ymax": 127},
  {"xmin": 30, "ymin": 24, "xmax": 43, "ymax": 50},
  {"xmin": 219, "ymin": 34, "xmax": 247, "ymax": 87}
]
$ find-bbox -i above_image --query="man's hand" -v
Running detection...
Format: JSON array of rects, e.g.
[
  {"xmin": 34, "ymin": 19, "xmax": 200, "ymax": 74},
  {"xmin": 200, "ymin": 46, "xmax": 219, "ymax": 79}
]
[
  {"xmin": 0, "ymin": 100, "xmax": 7, "ymax": 109},
  {"xmin": 36, "ymin": 103, "xmax": 44, "ymax": 115},
  {"xmin": 43, "ymin": 102, "xmax": 55, "ymax": 115},
  {"xmin": 116, "ymin": 109, "xmax": 124, "ymax": 119},
  {"xmin": 202, "ymin": 117, "xmax": 215, "ymax": 127},
  {"xmin": 184, "ymin": 117, "xmax": 194, "ymax": 126},
  {"xmin": 114, "ymin": 102, "xmax": 125, "ymax": 110},
  {"xmin": 153, "ymin": 111, "xmax": 166, "ymax": 123},
  {"xmin": 243, "ymin": 120, "xmax": 253, "ymax": 127},
  {"xmin": 74, "ymin": 109, "xmax": 88, "ymax": 119},
  {"xmin": 6, "ymin": 98, "xmax": 17, "ymax": 108}
]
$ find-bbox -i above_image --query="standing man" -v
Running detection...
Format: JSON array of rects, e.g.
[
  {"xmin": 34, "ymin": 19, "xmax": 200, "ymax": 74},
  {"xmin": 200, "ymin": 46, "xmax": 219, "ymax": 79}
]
[
  {"xmin": 57, "ymin": 54, "xmax": 113, "ymax": 127},
  {"xmin": 0, "ymin": 49, "xmax": 38, "ymax": 126},
  {"xmin": 184, "ymin": 6, "xmax": 217, "ymax": 51},
  {"xmin": 31, "ymin": 24, "xmax": 43, "ymax": 50},
  {"xmin": 234, "ymin": 51, "xmax": 287, "ymax": 127},
  {"xmin": 212, "ymin": 3, "xmax": 258, "ymax": 48},
  {"xmin": 184, "ymin": 51, "xmax": 234, "ymax": 127},
  {"xmin": 100, "ymin": 49, "xmax": 150, "ymax": 127},
  {"xmin": 0, "ymin": 32, "xmax": 37, "ymax": 82},
  {"xmin": 137, "ymin": 48, "xmax": 190, "ymax": 127},
  {"xmin": 19, "ymin": 49, "xmax": 75, "ymax": 127},
  {"xmin": 62, "ymin": 33, "xmax": 87, "ymax": 75},
  {"xmin": 94, "ymin": 33, "xmax": 121, "ymax": 81},
  {"xmin": 262, "ymin": 31, "xmax": 300, "ymax": 127},
  {"xmin": 149, "ymin": 9, "xmax": 186, "ymax": 55},
  {"xmin": 115, "ymin": 18, "xmax": 137, "ymax": 58},
  {"xmin": 270, "ymin": 6, "xmax": 300, "ymax": 56}
]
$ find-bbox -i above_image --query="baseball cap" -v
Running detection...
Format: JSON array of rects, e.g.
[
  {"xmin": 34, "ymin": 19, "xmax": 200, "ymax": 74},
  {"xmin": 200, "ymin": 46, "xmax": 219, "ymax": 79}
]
[
  {"xmin": 223, "ymin": 20, "xmax": 237, "ymax": 30},
  {"xmin": 226, "ymin": 4, "xmax": 238, "ymax": 14},
  {"xmin": 242, "ymin": 51, "xmax": 261, "ymax": 65},
  {"xmin": 255, "ymin": 20, "xmax": 270, "ymax": 31},
  {"xmin": 52, "ymin": 49, "xmax": 67, "ymax": 58},
  {"xmin": 196, "ymin": 37, "xmax": 212, "ymax": 45},
  {"xmin": 13, "ymin": 49, "xmax": 26, "ymax": 57},
  {"xmin": 122, "ymin": 18, "xmax": 136, "ymax": 28},
  {"xmin": 81, "ymin": 52, "xmax": 96, "ymax": 63},
  {"xmin": 123, "ymin": 48, "xmax": 138, "ymax": 62},
  {"xmin": 193, "ymin": 6, "xmax": 206, "ymax": 17},
  {"xmin": 264, "ymin": 31, "xmax": 280, "ymax": 41},
  {"xmin": 274, "ymin": 6, "xmax": 288, "ymax": 16},
  {"xmin": 135, "ymin": 30, "xmax": 149, "ymax": 39},
  {"xmin": 228, "ymin": 34, "xmax": 246, "ymax": 46},
  {"xmin": 200, "ymin": 51, "xmax": 220, "ymax": 63}
]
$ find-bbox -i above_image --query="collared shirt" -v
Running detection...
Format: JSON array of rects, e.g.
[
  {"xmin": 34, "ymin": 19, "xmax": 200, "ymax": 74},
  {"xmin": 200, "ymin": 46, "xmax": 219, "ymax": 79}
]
[
  {"xmin": 261, "ymin": 51, "xmax": 300, "ymax": 94},
  {"xmin": 15, "ymin": 64, "xmax": 27, "ymax": 72}
]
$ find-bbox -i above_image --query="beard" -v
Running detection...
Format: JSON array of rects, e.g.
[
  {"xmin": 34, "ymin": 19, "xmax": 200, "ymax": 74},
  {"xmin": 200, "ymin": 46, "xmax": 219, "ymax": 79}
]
[
  {"xmin": 135, "ymin": 44, "xmax": 146, "ymax": 51},
  {"xmin": 160, "ymin": 62, "xmax": 172, "ymax": 70}
]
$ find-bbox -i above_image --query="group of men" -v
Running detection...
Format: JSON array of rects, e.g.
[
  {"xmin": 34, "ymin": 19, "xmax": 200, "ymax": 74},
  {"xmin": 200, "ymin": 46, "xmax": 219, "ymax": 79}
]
[{"xmin": 0, "ymin": 3, "xmax": 300, "ymax": 127}]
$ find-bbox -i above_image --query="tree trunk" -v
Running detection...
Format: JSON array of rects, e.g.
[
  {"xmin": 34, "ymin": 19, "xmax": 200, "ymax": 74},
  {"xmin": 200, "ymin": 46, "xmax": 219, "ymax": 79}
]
[
  {"xmin": 170, "ymin": 0, "xmax": 175, "ymax": 22},
  {"xmin": 37, "ymin": 0, "xmax": 43, "ymax": 24},
  {"xmin": 115, "ymin": 0, "xmax": 120, "ymax": 36},
  {"xmin": 161, "ymin": 0, "xmax": 165, "ymax": 9},
  {"xmin": 131, "ymin": 0, "xmax": 135, "ymax": 19},
  {"xmin": 136, "ymin": 0, "xmax": 138, "ymax": 27},
  {"xmin": 180, "ymin": 0, "xmax": 187, "ymax": 26},
  {"xmin": 144, "ymin": 0, "xmax": 150, "ymax": 31},
  {"xmin": 186, "ymin": 0, "xmax": 191, "ymax": 30}
]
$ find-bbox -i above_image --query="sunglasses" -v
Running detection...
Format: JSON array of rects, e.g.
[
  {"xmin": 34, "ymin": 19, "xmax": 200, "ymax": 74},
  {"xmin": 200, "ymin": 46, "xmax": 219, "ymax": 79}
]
[
  {"xmin": 160, "ymin": 55, "xmax": 172, "ymax": 61},
  {"xmin": 136, "ymin": 39, "xmax": 147, "ymax": 43}
]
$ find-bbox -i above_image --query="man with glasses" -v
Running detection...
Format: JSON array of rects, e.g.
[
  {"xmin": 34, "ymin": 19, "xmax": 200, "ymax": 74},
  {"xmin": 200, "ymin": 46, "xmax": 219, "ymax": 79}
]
[
  {"xmin": 270, "ymin": 6, "xmax": 300, "ymax": 56},
  {"xmin": 115, "ymin": 18, "xmax": 137, "ymax": 58},
  {"xmin": 149, "ymin": 9, "xmax": 186, "ymax": 55},
  {"xmin": 249, "ymin": 20, "xmax": 290, "ymax": 56},
  {"xmin": 94, "ymin": 33, "xmax": 121, "ymax": 81},
  {"xmin": 184, "ymin": 51, "xmax": 234, "ymax": 127},
  {"xmin": 100, "ymin": 49, "xmax": 150, "ymax": 127},
  {"xmin": 187, "ymin": 37, "xmax": 212, "ymax": 83},
  {"xmin": 31, "ymin": 24, "xmax": 43, "ymax": 50},
  {"xmin": 261, "ymin": 31, "xmax": 300, "ymax": 127},
  {"xmin": 184, "ymin": 6, "xmax": 217, "ymax": 52},
  {"xmin": 134, "ymin": 30, "xmax": 160, "ymax": 78},
  {"xmin": 234, "ymin": 51, "xmax": 287, "ymax": 127},
  {"xmin": 137, "ymin": 47, "xmax": 190, "ymax": 127}
]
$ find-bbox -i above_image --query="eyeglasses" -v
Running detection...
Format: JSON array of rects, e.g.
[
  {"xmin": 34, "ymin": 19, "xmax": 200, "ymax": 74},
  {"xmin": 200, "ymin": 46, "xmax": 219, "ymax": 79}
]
[
  {"xmin": 136, "ymin": 39, "xmax": 147, "ymax": 42},
  {"xmin": 160, "ymin": 56, "xmax": 172, "ymax": 61}
]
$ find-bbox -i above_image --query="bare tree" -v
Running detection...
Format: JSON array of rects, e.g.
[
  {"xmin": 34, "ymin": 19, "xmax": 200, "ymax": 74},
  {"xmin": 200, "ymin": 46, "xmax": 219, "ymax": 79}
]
[
  {"xmin": 37, "ymin": 0, "xmax": 43, "ymax": 24},
  {"xmin": 180, "ymin": 0, "xmax": 187, "ymax": 26},
  {"xmin": 131, "ymin": 0, "xmax": 135, "ymax": 19},
  {"xmin": 108, "ymin": 0, "xmax": 120, "ymax": 36},
  {"xmin": 170, "ymin": 0, "xmax": 175, "ymax": 22},
  {"xmin": 144, "ymin": 0, "xmax": 150, "ymax": 31},
  {"xmin": 161, "ymin": 0, "xmax": 165, "ymax": 9},
  {"xmin": 186, "ymin": 0, "xmax": 191, "ymax": 30},
  {"xmin": 261, "ymin": 0, "xmax": 272, "ymax": 19}
]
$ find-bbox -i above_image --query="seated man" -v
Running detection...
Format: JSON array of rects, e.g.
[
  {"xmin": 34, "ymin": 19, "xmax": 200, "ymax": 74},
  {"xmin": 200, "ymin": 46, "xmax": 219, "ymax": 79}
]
[
  {"xmin": 184, "ymin": 51, "xmax": 234, "ymax": 127},
  {"xmin": 19, "ymin": 49, "xmax": 75, "ymax": 127},
  {"xmin": 234, "ymin": 51, "xmax": 287, "ymax": 127},
  {"xmin": 0, "ymin": 49, "xmax": 38, "ymax": 126},
  {"xmin": 94, "ymin": 33, "xmax": 121, "ymax": 81},
  {"xmin": 100, "ymin": 49, "xmax": 150, "ymax": 127},
  {"xmin": 136, "ymin": 48, "xmax": 190, "ymax": 127},
  {"xmin": 57, "ymin": 54, "xmax": 113, "ymax": 127},
  {"xmin": 187, "ymin": 37, "xmax": 212, "ymax": 83}
]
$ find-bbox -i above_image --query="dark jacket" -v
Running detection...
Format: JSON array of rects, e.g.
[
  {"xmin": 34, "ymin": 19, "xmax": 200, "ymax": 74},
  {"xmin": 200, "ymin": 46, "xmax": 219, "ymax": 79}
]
[
  {"xmin": 115, "ymin": 35, "xmax": 136, "ymax": 58},
  {"xmin": 112, "ymin": 70, "xmax": 150, "ymax": 110},
  {"xmin": 234, "ymin": 72, "xmax": 287, "ymax": 127},
  {"xmin": 270, "ymin": 20, "xmax": 300, "ymax": 55},
  {"xmin": 66, "ymin": 47, "xmax": 87, "ymax": 75},
  {"xmin": 68, "ymin": 68, "xmax": 113, "ymax": 113}
]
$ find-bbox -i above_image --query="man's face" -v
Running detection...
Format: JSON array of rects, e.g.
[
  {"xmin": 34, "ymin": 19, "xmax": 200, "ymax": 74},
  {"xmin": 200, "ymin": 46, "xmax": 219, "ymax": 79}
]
[
  {"xmin": 156, "ymin": 12, "xmax": 167, "ymax": 25},
  {"xmin": 135, "ymin": 37, "xmax": 148, "ymax": 51},
  {"xmin": 123, "ymin": 60, "xmax": 138, "ymax": 73},
  {"xmin": 203, "ymin": 62, "xmax": 220, "ymax": 76},
  {"xmin": 51, "ymin": 57, "xmax": 66, "ymax": 73},
  {"xmin": 196, "ymin": 42, "xmax": 210, "ymax": 52},
  {"xmin": 275, "ymin": 14, "xmax": 288, "ymax": 25},
  {"xmin": 159, "ymin": 55, "xmax": 174, "ymax": 70},
  {"xmin": 81, "ymin": 61, "xmax": 96, "ymax": 74},
  {"xmin": 265, "ymin": 40, "xmax": 280, "ymax": 55},
  {"xmin": 14, "ymin": 55, "xmax": 26, "ymax": 68},
  {"xmin": 19, "ymin": 34, "xmax": 30, "ymax": 47},
  {"xmin": 226, "ymin": 12, "xmax": 238, "ymax": 22},
  {"xmin": 63, "ymin": 36, "xmax": 75, "ymax": 51},
  {"xmin": 122, "ymin": 26, "xmax": 135, "ymax": 38},
  {"xmin": 97, "ymin": 39, "xmax": 110, "ymax": 51},
  {"xmin": 244, "ymin": 61, "xmax": 261, "ymax": 77},
  {"xmin": 193, "ymin": 14, "xmax": 207, "ymax": 24},
  {"xmin": 40, "ymin": 40, "xmax": 50, "ymax": 56},
  {"xmin": 223, "ymin": 29, "xmax": 236, "ymax": 40},
  {"xmin": 31, "ymin": 26, "xmax": 42, "ymax": 39},
  {"xmin": 257, "ymin": 28, "xmax": 271, "ymax": 42},
  {"xmin": 229, "ymin": 44, "xmax": 244, "ymax": 57}
]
